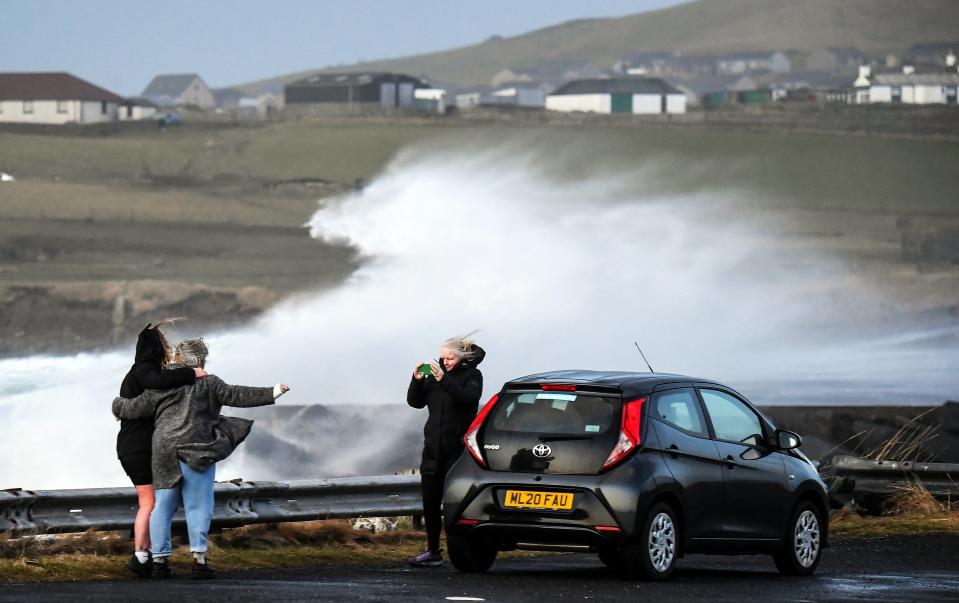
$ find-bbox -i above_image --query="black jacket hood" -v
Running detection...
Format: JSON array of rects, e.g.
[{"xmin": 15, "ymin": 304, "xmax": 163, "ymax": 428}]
[
  {"xmin": 134, "ymin": 324, "xmax": 166, "ymax": 366},
  {"xmin": 457, "ymin": 345, "xmax": 486, "ymax": 371}
]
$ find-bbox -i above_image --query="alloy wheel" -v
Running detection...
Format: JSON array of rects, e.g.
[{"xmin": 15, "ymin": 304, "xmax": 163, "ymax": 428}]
[
  {"xmin": 647, "ymin": 511, "xmax": 676, "ymax": 572},
  {"xmin": 793, "ymin": 509, "xmax": 820, "ymax": 567}
]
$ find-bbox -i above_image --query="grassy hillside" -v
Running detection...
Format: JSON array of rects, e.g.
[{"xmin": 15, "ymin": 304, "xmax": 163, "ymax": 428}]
[{"xmin": 236, "ymin": 0, "xmax": 959, "ymax": 91}]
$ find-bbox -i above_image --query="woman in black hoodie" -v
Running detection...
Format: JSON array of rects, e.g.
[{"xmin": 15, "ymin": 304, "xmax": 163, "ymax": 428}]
[
  {"xmin": 117, "ymin": 322, "xmax": 206, "ymax": 577},
  {"xmin": 407, "ymin": 335, "xmax": 485, "ymax": 567}
]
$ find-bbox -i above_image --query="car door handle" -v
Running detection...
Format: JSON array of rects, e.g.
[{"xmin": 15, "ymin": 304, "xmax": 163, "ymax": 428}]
[
  {"xmin": 667, "ymin": 444, "xmax": 680, "ymax": 458},
  {"xmin": 723, "ymin": 455, "xmax": 737, "ymax": 469}
]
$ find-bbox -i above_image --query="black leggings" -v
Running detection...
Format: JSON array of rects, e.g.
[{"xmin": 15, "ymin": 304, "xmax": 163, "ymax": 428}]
[{"xmin": 421, "ymin": 459, "xmax": 455, "ymax": 553}]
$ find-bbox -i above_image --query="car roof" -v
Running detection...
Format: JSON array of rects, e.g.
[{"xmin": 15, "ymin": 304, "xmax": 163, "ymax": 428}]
[{"xmin": 506, "ymin": 370, "xmax": 723, "ymax": 396}]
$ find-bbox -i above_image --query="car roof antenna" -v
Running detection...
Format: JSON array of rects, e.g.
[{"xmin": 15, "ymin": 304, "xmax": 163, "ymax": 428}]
[{"xmin": 634, "ymin": 341, "xmax": 655, "ymax": 373}]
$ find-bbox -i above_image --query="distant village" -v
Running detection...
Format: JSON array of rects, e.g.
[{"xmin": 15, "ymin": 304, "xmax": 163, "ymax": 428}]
[{"xmin": 0, "ymin": 42, "xmax": 957, "ymax": 124}]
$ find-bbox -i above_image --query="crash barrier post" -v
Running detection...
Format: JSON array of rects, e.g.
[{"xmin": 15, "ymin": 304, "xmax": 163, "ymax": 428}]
[
  {"xmin": 827, "ymin": 455, "xmax": 959, "ymax": 509},
  {"xmin": 0, "ymin": 474, "xmax": 422, "ymax": 536}
]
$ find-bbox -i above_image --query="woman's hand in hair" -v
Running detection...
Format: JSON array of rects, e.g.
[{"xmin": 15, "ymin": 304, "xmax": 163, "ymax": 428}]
[
  {"xmin": 430, "ymin": 361, "xmax": 444, "ymax": 382},
  {"xmin": 194, "ymin": 368, "xmax": 209, "ymax": 378}
]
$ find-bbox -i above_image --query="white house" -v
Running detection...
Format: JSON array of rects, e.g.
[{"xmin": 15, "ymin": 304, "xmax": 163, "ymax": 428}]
[
  {"xmin": 845, "ymin": 65, "xmax": 959, "ymax": 105},
  {"xmin": 0, "ymin": 72, "xmax": 123, "ymax": 124},
  {"xmin": 142, "ymin": 73, "xmax": 215, "ymax": 109},
  {"xmin": 546, "ymin": 78, "xmax": 686, "ymax": 114}
]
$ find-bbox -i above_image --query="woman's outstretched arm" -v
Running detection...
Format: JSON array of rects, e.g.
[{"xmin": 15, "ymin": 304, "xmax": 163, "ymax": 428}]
[{"xmin": 112, "ymin": 393, "xmax": 161, "ymax": 420}]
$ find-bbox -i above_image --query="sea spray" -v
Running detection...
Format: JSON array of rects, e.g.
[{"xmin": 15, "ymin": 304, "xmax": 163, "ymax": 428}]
[{"xmin": 1, "ymin": 145, "xmax": 955, "ymax": 489}]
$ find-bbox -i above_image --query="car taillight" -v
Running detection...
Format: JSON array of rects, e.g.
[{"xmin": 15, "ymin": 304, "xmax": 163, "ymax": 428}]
[
  {"xmin": 464, "ymin": 393, "xmax": 500, "ymax": 467},
  {"xmin": 601, "ymin": 396, "xmax": 646, "ymax": 471}
]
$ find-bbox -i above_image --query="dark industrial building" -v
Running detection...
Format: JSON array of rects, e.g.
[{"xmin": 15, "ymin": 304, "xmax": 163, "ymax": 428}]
[{"xmin": 284, "ymin": 72, "xmax": 427, "ymax": 107}]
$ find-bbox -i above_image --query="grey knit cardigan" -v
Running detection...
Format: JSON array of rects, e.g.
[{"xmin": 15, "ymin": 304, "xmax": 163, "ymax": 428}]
[{"xmin": 112, "ymin": 365, "xmax": 274, "ymax": 489}]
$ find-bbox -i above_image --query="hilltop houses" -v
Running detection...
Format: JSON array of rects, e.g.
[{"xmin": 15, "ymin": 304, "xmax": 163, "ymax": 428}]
[
  {"xmin": 142, "ymin": 73, "xmax": 215, "ymax": 109},
  {"xmin": 0, "ymin": 72, "xmax": 124, "ymax": 124}
]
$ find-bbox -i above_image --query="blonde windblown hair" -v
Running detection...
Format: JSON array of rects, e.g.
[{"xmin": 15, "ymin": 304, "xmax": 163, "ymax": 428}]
[{"xmin": 443, "ymin": 330, "xmax": 479, "ymax": 360}]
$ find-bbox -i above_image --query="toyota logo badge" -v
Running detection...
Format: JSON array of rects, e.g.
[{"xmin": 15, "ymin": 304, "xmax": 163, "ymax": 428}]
[{"xmin": 532, "ymin": 444, "xmax": 552, "ymax": 458}]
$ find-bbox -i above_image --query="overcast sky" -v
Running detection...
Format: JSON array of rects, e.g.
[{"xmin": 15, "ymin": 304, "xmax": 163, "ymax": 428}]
[{"xmin": 0, "ymin": 0, "xmax": 687, "ymax": 95}]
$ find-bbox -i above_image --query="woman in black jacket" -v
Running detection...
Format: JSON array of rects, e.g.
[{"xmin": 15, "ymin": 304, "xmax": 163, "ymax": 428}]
[
  {"xmin": 117, "ymin": 322, "xmax": 207, "ymax": 577},
  {"xmin": 407, "ymin": 335, "xmax": 485, "ymax": 567}
]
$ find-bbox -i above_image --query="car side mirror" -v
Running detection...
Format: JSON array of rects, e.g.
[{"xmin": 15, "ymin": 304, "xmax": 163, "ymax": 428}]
[{"xmin": 776, "ymin": 429, "xmax": 802, "ymax": 450}]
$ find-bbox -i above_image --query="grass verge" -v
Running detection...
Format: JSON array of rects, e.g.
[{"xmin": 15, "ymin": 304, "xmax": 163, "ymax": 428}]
[{"xmin": 2, "ymin": 513, "xmax": 958, "ymax": 583}]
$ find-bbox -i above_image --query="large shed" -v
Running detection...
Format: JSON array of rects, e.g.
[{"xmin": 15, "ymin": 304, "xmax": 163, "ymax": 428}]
[
  {"xmin": 546, "ymin": 78, "xmax": 686, "ymax": 114},
  {"xmin": 284, "ymin": 73, "xmax": 427, "ymax": 108}
]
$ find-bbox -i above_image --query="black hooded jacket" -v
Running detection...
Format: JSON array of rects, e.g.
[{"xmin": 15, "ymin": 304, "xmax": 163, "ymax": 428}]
[
  {"xmin": 407, "ymin": 346, "xmax": 485, "ymax": 475},
  {"xmin": 115, "ymin": 325, "xmax": 196, "ymax": 457}
]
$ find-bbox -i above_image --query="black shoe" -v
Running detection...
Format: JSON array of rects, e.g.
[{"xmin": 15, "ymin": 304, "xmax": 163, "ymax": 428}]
[
  {"xmin": 152, "ymin": 558, "xmax": 174, "ymax": 579},
  {"xmin": 126, "ymin": 552, "xmax": 152, "ymax": 579},
  {"xmin": 191, "ymin": 561, "xmax": 216, "ymax": 580}
]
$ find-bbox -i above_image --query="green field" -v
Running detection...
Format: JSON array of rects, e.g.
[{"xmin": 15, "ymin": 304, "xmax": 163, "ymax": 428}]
[{"xmin": 0, "ymin": 118, "xmax": 957, "ymax": 356}]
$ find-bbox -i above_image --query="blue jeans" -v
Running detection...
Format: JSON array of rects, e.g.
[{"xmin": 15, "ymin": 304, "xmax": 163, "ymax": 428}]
[{"xmin": 150, "ymin": 461, "xmax": 216, "ymax": 557}]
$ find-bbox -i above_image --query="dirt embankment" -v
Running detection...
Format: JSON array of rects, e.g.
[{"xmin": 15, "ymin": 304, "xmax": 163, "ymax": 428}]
[{"xmin": 0, "ymin": 282, "xmax": 280, "ymax": 358}]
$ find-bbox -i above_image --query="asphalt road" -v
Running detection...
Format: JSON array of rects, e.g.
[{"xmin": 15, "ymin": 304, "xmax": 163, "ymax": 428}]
[{"xmin": 2, "ymin": 535, "xmax": 958, "ymax": 602}]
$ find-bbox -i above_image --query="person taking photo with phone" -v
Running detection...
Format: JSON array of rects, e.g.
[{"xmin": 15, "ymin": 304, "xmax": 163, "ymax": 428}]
[{"xmin": 407, "ymin": 333, "xmax": 485, "ymax": 567}]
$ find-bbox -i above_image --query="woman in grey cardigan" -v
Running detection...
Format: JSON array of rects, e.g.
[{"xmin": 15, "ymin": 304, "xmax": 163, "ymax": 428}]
[{"xmin": 113, "ymin": 338, "xmax": 289, "ymax": 579}]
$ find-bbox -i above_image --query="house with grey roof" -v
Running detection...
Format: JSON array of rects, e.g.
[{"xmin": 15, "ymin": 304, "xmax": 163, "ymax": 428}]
[
  {"xmin": 0, "ymin": 72, "xmax": 123, "ymax": 124},
  {"xmin": 546, "ymin": 78, "xmax": 686, "ymax": 114},
  {"xmin": 142, "ymin": 73, "xmax": 214, "ymax": 109}
]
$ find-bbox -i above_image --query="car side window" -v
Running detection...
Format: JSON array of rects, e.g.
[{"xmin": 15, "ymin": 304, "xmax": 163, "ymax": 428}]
[
  {"xmin": 651, "ymin": 388, "xmax": 707, "ymax": 437},
  {"xmin": 699, "ymin": 389, "xmax": 764, "ymax": 445}
]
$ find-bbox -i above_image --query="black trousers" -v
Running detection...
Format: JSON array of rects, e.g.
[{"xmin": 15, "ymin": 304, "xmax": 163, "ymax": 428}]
[{"xmin": 421, "ymin": 458, "xmax": 455, "ymax": 553}]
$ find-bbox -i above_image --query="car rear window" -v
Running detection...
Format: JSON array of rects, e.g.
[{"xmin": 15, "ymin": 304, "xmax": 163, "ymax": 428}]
[{"xmin": 489, "ymin": 391, "xmax": 619, "ymax": 435}]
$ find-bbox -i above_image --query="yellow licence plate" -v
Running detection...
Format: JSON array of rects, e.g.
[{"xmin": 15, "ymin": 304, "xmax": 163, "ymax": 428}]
[{"xmin": 503, "ymin": 490, "xmax": 574, "ymax": 511}]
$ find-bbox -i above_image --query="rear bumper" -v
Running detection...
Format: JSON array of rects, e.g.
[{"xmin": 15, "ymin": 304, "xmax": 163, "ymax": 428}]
[
  {"xmin": 463, "ymin": 522, "xmax": 625, "ymax": 549},
  {"xmin": 443, "ymin": 454, "xmax": 662, "ymax": 547}
]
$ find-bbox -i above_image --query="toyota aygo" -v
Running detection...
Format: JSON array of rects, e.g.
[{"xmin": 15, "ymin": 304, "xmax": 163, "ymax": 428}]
[{"xmin": 443, "ymin": 370, "xmax": 828, "ymax": 580}]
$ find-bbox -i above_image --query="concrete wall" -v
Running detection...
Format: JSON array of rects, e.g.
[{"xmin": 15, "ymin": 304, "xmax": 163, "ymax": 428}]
[{"xmin": 546, "ymin": 93, "xmax": 610, "ymax": 113}]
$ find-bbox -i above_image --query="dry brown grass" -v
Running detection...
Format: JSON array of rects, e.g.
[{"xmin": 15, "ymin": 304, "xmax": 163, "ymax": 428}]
[
  {"xmin": 830, "ymin": 509, "xmax": 959, "ymax": 538},
  {"xmin": 0, "ymin": 520, "xmax": 428, "ymax": 583},
  {"xmin": 883, "ymin": 481, "xmax": 948, "ymax": 517}
]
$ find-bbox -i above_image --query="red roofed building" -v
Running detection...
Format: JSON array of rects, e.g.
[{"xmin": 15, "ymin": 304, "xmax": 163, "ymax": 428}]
[{"xmin": 0, "ymin": 72, "xmax": 124, "ymax": 124}]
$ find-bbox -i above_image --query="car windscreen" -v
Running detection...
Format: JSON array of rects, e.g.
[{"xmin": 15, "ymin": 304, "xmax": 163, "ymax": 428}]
[{"xmin": 489, "ymin": 391, "xmax": 620, "ymax": 435}]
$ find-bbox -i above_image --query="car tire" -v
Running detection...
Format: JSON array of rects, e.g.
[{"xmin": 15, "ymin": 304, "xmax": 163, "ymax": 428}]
[
  {"xmin": 773, "ymin": 500, "xmax": 823, "ymax": 576},
  {"xmin": 623, "ymin": 501, "xmax": 678, "ymax": 581},
  {"xmin": 447, "ymin": 532, "xmax": 496, "ymax": 573}
]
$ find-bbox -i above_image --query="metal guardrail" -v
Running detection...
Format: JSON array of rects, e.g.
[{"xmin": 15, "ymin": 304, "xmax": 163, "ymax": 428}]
[
  {"xmin": 0, "ymin": 475, "xmax": 422, "ymax": 536},
  {"xmin": 828, "ymin": 455, "xmax": 959, "ymax": 497}
]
